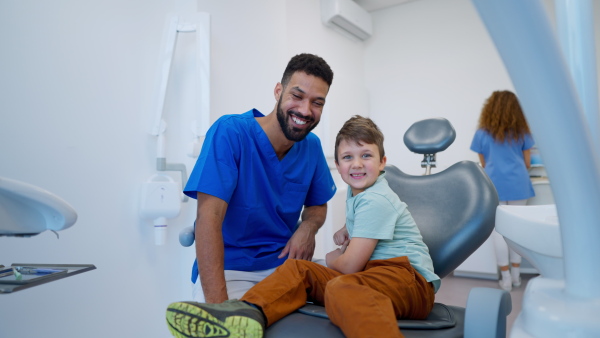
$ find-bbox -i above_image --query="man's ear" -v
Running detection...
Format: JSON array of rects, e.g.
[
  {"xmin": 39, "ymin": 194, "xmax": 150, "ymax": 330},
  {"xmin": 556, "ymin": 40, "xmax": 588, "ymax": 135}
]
[{"xmin": 274, "ymin": 82, "xmax": 283, "ymax": 101}]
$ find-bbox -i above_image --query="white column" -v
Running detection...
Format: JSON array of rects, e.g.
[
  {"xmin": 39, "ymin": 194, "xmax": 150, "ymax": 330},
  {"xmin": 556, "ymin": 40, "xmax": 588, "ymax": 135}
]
[
  {"xmin": 555, "ymin": 0, "xmax": 600, "ymax": 154},
  {"xmin": 471, "ymin": 0, "xmax": 600, "ymax": 336}
]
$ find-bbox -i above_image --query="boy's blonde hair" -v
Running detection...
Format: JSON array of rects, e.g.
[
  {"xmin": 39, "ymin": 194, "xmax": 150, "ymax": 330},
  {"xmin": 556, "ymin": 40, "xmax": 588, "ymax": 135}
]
[{"xmin": 335, "ymin": 115, "xmax": 385, "ymax": 163}]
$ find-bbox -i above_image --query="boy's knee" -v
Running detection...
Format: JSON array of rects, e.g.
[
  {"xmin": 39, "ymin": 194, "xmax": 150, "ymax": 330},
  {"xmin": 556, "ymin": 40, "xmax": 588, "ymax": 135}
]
[{"xmin": 325, "ymin": 275, "xmax": 348, "ymax": 298}]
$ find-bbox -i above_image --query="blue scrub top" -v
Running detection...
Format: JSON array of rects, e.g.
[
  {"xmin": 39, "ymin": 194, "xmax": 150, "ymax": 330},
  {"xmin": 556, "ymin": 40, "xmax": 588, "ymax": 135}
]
[
  {"xmin": 185, "ymin": 109, "xmax": 336, "ymax": 282},
  {"xmin": 470, "ymin": 129, "xmax": 535, "ymax": 201}
]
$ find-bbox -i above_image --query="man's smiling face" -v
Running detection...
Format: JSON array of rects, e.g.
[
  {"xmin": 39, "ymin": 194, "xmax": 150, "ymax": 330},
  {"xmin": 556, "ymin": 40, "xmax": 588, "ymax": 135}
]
[{"xmin": 275, "ymin": 71, "xmax": 329, "ymax": 142}]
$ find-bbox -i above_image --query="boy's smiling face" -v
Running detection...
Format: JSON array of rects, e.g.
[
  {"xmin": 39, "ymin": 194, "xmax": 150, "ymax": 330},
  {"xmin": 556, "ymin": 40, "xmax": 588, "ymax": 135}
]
[{"xmin": 335, "ymin": 139, "xmax": 387, "ymax": 196}]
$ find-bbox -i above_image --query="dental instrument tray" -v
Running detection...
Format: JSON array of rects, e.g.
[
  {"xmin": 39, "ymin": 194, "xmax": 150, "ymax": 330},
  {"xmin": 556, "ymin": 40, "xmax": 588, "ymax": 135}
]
[{"xmin": 0, "ymin": 263, "xmax": 96, "ymax": 294}]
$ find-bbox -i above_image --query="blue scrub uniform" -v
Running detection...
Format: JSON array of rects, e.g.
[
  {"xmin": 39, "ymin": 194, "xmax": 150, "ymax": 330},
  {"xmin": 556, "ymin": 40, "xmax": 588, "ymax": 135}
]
[
  {"xmin": 185, "ymin": 109, "xmax": 336, "ymax": 283},
  {"xmin": 470, "ymin": 129, "xmax": 535, "ymax": 201}
]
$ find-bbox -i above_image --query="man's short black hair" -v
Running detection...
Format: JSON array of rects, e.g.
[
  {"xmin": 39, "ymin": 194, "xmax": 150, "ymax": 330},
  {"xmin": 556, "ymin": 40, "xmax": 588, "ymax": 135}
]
[{"xmin": 281, "ymin": 53, "xmax": 334, "ymax": 88}]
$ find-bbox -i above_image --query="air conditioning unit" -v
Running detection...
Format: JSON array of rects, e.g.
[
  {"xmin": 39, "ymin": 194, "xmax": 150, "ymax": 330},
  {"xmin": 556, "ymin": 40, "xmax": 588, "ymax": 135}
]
[{"xmin": 321, "ymin": 0, "xmax": 373, "ymax": 40}]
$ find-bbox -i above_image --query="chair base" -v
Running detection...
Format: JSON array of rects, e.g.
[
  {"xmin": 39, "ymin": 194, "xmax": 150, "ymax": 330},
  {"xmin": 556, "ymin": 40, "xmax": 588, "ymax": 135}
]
[{"xmin": 266, "ymin": 304, "xmax": 465, "ymax": 338}]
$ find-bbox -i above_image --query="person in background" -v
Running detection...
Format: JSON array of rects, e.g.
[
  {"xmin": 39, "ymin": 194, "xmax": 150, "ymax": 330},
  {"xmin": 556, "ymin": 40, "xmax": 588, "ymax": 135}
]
[
  {"xmin": 166, "ymin": 115, "xmax": 440, "ymax": 338},
  {"xmin": 470, "ymin": 90, "xmax": 535, "ymax": 291},
  {"xmin": 183, "ymin": 53, "xmax": 337, "ymax": 304}
]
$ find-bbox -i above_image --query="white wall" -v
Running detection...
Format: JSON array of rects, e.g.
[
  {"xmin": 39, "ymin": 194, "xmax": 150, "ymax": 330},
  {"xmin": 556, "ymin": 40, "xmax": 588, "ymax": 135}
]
[
  {"xmin": 0, "ymin": 1, "xmax": 199, "ymax": 337},
  {"xmin": 2, "ymin": 0, "xmax": 598, "ymax": 337},
  {"xmin": 0, "ymin": 1, "xmax": 367, "ymax": 337},
  {"xmin": 364, "ymin": 0, "xmax": 600, "ymax": 282},
  {"xmin": 365, "ymin": 0, "xmax": 513, "ymax": 175},
  {"xmin": 365, "ymin": 0, "xmax": 600, "ymax": 175}
]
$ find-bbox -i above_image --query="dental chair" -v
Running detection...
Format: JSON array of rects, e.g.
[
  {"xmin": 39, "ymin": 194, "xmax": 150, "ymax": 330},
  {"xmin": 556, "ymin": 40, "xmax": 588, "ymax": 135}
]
[
  {"xmin": 266, "ymin": 118, "xmax": 510, "ymax": 338},
  {"xmin": 179, "ymin": 118, "xmax": 510, "ymax": 337}
]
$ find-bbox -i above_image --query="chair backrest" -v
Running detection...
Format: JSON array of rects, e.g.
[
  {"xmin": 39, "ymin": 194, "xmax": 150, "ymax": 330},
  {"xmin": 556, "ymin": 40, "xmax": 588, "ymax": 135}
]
[
  {"xmin": 385, "ymin": 164, "xmax": 498, "ymax": 278},
  {"xmin": 385, "ymin": 117, "xmax": 498, "ymax": 278}
]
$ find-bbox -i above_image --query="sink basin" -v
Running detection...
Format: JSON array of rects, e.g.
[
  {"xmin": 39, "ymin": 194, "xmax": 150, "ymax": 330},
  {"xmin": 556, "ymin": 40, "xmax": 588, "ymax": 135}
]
[
  {"xmin": 495, "ymin": 204, "xmax": 563, "ymax": 279},
  {"xmin": 0, "ymin": 177, "xmax": 77, "ymax": 236}
]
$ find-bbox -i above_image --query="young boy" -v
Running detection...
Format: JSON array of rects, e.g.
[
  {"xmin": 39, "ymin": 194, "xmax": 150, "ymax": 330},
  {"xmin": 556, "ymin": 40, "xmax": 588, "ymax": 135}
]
[{"xmin": 166, "ymin": 116, "xmax": 441, "ymax": 338}]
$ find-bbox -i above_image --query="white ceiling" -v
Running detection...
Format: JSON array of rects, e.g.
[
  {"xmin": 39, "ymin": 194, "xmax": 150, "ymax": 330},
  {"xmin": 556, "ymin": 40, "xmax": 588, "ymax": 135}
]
[{"xmin": 354, "ymin": 0, "xmax": 416, "ymax": 12}]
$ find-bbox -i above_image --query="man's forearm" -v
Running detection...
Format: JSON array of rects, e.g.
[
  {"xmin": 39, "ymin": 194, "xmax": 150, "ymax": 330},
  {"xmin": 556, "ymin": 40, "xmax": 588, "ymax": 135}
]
[
  {"xmin": 196, "ymin": 225, "xmax": 228, "ymax": 303},
  {"xmin": 195, "ymin": 192, "xmax": 229, "ymax": 303},
  {"xmin": 300, "ymin": 203, "xmax": 327, "ymax": 233}
]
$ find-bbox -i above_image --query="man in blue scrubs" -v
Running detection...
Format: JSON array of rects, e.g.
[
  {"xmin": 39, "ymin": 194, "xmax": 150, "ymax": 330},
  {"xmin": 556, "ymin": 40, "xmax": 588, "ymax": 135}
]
[{"xmin": 184, "ymin": 53, "xmax": 337, "ymax": 303}]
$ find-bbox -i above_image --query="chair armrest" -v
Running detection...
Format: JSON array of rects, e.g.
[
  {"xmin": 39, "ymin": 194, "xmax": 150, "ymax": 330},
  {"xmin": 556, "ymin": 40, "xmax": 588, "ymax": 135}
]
[{"xmin": 464, "ymin": 287, "xmax": 512, "ymax": 338}]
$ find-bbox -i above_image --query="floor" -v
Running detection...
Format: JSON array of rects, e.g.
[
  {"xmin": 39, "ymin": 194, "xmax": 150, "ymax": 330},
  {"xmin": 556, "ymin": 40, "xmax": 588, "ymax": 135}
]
[{"xmin": 434, "ymin": 272, "xmax": 539, "ymax": 334}]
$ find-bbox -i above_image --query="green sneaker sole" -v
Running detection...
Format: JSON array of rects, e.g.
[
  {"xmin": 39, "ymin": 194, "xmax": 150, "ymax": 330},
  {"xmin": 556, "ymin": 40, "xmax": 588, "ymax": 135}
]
[{"xmin": 166, "ymin": 302, "xmax": 264, "ymax": 338}]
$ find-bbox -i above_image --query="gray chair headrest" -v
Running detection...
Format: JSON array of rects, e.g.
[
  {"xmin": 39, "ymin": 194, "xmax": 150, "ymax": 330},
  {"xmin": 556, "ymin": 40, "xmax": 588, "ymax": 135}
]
[{"xmin": 403, "ymin": 118, "xmax": 456, "ymax": 154}]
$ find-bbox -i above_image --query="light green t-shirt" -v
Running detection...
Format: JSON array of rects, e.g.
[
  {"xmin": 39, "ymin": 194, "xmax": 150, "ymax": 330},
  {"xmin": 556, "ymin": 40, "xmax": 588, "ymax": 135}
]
[{"xmin": 345, "ymin": 173, "xmax": 441, "ymax": 292}]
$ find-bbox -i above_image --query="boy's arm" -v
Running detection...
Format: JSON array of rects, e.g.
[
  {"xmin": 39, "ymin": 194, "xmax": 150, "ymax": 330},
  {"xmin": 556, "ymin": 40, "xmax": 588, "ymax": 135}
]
[{"xmin": 326, "ymin": 237, "xmax": 378, "ymax": 274}]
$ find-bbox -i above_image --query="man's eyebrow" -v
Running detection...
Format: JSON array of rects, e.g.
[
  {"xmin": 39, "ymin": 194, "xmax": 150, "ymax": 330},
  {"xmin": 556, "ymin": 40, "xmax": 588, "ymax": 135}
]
[
  {"xmin": 291, "ymin": 86, "xmax": 326, "ymax": 102},
  {"xmin": 291, "ymin": 86, "xmax": 305, "ymax": 94}
]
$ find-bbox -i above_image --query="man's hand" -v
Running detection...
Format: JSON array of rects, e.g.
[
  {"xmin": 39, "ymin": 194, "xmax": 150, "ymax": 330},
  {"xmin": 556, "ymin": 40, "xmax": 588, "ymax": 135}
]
[
  {"xmin": 278, "ymin": 223, "xmax": 316, "ymax": 260},
  {"xmin": 279, "ymin": 203, "xmax": 327, "ymax": 260}
]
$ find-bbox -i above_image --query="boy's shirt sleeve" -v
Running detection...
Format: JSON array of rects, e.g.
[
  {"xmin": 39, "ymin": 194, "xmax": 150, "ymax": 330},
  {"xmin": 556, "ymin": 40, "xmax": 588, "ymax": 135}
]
[{"xmin": 350, "ymin": 193, "xmax": 398, "ymax": 240}]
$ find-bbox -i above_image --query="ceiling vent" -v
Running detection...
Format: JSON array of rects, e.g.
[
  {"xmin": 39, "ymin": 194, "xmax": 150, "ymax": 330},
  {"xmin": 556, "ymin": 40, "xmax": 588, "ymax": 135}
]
[{"xmin": 321, "ymin": 0, "xmax": 373, "ymax": 40}]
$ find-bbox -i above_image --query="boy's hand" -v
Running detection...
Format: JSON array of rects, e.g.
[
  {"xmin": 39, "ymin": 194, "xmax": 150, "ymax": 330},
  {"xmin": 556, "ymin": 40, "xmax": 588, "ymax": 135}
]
[
  {"xmin": 326, "ymin": 248, "xmax": 344, "ymax": 266},
  {"xmin": 340, "ymin": 239, "xmax": 350, "ymax": 253},
  {"xmin": 326, "ymin": 237, "xmax": 378, "ymax": 274},
  {"xmin": 333, "ymin": 225, "xmax": 349, "ymax": 246},
  {"xmin": 326, "ymin": 239, "xmax": 349, "ymax": 267}
]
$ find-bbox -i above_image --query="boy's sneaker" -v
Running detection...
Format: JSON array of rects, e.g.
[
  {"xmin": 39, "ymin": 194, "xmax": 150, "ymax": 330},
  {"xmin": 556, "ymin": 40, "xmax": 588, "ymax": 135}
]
[
  {"xmin": 166, "ymin": 299, "xmax": 265, "ymax": 338},
  {"xmin": 512, "ymin": 277, "xmax": 522, "ymax": 288}
]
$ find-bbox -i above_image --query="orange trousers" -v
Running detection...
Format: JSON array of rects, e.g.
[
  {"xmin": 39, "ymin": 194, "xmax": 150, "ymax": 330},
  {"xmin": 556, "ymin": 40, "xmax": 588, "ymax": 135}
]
[{"xmin": 240, "ymin": 256, "xmax": 435, "ymax": 338}]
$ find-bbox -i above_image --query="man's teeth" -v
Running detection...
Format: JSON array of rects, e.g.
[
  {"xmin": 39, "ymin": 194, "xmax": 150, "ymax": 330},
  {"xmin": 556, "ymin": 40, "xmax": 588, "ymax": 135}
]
[{"xmin": 292, "ymin": 116, "xmax": 307, "ymax": 125}]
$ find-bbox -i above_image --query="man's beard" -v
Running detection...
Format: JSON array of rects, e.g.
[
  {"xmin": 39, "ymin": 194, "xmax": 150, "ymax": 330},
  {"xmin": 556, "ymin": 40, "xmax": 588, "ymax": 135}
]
[{"xmin": 276, "ymin": 100, "xmax": 319, "ymax": 142}]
